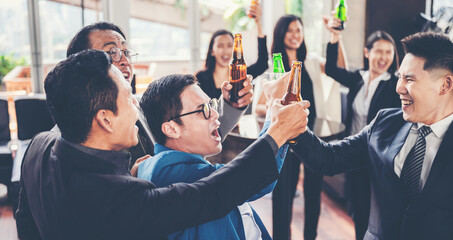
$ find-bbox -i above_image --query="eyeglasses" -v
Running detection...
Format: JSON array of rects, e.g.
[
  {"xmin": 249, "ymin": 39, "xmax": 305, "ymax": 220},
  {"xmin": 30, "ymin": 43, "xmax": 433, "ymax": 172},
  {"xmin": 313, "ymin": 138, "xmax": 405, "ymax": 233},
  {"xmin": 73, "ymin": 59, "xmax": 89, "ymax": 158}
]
[
  {"xmin": 168, "ymin": 98, "xmax": 219, "ymax": 122},
  {"xmin": 105, "ymin": 47, "xmax": 138, "ymax": 63}
]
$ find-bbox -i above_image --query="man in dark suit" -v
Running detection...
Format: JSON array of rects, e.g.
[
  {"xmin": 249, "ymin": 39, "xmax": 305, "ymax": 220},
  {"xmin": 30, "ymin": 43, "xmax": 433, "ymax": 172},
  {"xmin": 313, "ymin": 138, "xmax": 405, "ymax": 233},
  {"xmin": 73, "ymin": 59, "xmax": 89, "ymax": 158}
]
[
  {"xmin": 287, "ymin": 32, "xmax": 453, "ymax": 239},
  {"xmin": 15, "ymin": 50, "xmax": 309, "ymax": 239}
]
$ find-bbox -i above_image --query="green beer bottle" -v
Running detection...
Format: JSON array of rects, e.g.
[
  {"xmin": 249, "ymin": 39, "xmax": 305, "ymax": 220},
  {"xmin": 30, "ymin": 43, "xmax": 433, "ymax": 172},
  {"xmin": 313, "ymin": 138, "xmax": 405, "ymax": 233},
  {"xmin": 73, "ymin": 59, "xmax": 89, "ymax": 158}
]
[
  {"xmin": 334, "ymin": 0, "xmax": 347, "ymax": 30},
  {"xmin": 272, "ymin": 53, "xmax": 285, "ymax": 80}
]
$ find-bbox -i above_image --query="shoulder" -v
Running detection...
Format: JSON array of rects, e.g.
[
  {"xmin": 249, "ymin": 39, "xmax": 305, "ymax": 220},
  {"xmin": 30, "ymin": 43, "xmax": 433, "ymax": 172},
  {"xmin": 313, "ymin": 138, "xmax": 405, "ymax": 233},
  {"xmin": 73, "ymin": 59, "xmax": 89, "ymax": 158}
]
[
  {"xmin": 373, "ymin": 108, "xmax": 404, "ymax": 128},
  {"xmin": 139, "ymin": 150, "xmax": 217, "ymax": 185},
  {"xmin": 195, "ymin": 70, "xmax": 211, "ymax": 82}
]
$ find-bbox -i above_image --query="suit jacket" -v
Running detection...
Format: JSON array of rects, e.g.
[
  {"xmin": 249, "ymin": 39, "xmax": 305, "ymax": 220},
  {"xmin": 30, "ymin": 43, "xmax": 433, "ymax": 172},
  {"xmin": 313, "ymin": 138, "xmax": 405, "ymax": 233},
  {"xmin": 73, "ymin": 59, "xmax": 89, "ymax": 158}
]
[
  {"xmin": 293, "ymin": 108, "xmax": 453, "ymax": 240},
  {"xmin": 325, "ymin": 42, "xmax": 400, "ymax": 135},
  {"xmin": 138, "ymin": 143, "xmax": 273, "ymax": 240},
  {"xmin": 16, "ymin": 131, "xmax": 279, "ymax": 240}
]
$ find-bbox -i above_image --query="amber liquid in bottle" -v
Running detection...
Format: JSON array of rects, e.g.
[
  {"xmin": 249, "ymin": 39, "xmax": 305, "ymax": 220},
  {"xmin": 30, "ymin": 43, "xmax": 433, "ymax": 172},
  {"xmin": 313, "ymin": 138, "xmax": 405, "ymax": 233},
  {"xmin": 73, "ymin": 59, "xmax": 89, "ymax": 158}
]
[
  {"xmin": 282, "ymin": 61, "xmax": 303, "ymax": 144},
  {"xmin": 248, "ymin": 0, "xmax": 259, "ymax": 18},
  {"xmin": 229, "ymin": 33, "xmax": 247, "ymax": 103}
]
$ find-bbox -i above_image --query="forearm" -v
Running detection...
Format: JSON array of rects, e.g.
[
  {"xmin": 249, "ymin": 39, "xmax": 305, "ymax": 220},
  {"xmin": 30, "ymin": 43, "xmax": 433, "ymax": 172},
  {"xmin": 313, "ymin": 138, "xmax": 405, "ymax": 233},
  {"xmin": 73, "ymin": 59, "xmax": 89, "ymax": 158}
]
[
  {"xmin": 292, "ymin": 129, "xmax": 368, "ymax": 176},
  {"xmin": 218, "ymin": 97, "xmax": 245, "ymax": 141},
  {"xmin": 140, "ymin": 137, "xmax": 278, "ymax": 235}
]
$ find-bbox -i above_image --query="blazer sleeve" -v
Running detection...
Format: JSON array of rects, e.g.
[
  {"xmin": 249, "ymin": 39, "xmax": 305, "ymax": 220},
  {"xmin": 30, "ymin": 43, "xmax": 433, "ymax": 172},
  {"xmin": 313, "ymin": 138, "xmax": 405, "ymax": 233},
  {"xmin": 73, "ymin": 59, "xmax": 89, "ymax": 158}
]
[
  {"xmin": 247, "ymin": 36, "xmax": 269, "ymax": 79},
  {"xmin": 292, "ymin": 119, "xmax": 375, "ymax": 176},
  {"xmin": 325, "ymin": 42, "xmax": 359, "ymax": 89},
  {"xmin": 15, "ymin": 180, "xmax": 42, "ymax": 240},
  {"xmin": 15, "ymin": 136, "xmax": 43, "ymax": 240},
  {"xmin": 217, "ymin": 97, "xmax": 245, "ymax": 141},
  {"xmin": 114, "ymin": 137, "xmax": 279, "ymax": 238}
]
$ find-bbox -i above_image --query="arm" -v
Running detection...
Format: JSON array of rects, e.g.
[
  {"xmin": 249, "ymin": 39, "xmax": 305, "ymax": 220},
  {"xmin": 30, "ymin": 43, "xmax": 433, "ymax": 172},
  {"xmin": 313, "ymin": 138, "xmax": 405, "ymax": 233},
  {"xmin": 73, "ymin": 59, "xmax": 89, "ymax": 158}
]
[
  {"xmin": 218, "ymin": 97, "xmax": 245, "ymax": 141},
  {"xmin": 323, "ymin": 15, "xmax": 357, "ymax": 88},
  {"xmin": 122, "ymin": 137, "xmax": 279, "ymax": 237},
  {"xmin": 246, "ymin": 1, "xmax": 269, "ymax": 79},
  {"xmin": 292, "ymin": 120, "xmax": 373, "ymax": 176},
  {"xmin": 16, "ymin": 177, "xmax": 42, "ymax": 240}
]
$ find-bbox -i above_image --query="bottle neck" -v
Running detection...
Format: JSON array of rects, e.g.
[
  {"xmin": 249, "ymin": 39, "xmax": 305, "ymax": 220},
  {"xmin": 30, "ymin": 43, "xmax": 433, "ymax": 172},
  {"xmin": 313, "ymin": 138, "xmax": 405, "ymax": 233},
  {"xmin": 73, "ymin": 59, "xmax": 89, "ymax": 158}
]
[
  {"xmin": 288, "ymin": 66, "xmax": 301, "ymax": 93},
  {"xmin": 232, "ymin": 39, "xmax": 244, "ymax": 60}
]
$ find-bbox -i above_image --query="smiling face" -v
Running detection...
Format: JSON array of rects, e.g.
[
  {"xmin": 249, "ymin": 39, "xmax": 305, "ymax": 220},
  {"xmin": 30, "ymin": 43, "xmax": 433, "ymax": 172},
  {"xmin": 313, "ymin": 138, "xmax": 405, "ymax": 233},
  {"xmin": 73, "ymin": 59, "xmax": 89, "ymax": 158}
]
[
  {"xmin": 168, "ymin": 84, "xmax": 222, "ymax": 156},
  {"xmin": 211, "ymin": 34, "xmax": 234, "ymax": 69},
  {"xmin": 284, "ymin": 20, "xmax": 304, "ymax": 51},
  {"xmin": 89, "ymin": 30, "xmax": 133, "ymax": 83},
  {"xmin": 396, "ymin": 53, "xmax": 449, "ymax": 125},
  {"xmin": 108, "ymin": 66, "xmax": 139, "ymax": 150},
  {"xmin": 365, "ymin": 39, "xmax": 395, "ymax": 76}
]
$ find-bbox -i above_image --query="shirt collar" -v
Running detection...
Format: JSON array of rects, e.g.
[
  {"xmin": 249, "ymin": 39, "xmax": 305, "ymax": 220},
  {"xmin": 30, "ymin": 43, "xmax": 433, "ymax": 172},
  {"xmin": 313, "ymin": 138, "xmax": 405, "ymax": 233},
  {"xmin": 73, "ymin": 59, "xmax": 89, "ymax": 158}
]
[
  {"xmin": 415, "ymin": 112, "xmax": 453, "ymax": 139},
  {"xmin": 61, "ymin": 137, "xmax": 131, "ymax": 171},
  {"xmin": 359, "ymin": 70, "xmax": 392, "ymax": 83},
  {"xmin": 154, "ymin": 143, "xmax": 205, "ymax": 161}
]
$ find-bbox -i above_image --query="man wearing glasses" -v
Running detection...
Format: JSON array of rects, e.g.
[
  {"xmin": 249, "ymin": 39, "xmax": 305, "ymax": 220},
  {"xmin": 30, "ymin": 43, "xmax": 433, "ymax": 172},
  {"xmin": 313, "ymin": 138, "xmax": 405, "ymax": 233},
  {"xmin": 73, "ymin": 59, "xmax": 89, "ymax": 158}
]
[
  {"xmin": 138, "ymin": 74, "xmax": 287, "ymax": 240},
  {"xmin": 66, "ymin": 22, "xmax": 254, "ymax": 162}
]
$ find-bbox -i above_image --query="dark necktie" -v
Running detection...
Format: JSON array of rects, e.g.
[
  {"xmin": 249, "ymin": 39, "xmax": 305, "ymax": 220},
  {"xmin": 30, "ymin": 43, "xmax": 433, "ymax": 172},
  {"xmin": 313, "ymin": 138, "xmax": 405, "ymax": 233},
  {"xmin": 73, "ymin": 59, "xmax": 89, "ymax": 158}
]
[{"xmin": 400, "ymin": 125, "xmax": 432, "ymax": 202}]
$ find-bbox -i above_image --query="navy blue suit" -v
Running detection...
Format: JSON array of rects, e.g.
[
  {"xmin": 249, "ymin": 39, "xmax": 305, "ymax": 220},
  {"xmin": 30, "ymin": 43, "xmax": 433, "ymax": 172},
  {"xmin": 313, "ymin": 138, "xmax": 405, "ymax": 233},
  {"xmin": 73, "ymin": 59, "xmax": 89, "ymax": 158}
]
[{"xmin": 293, "ymin": 108, "xmax": 453, "ymax": 240}]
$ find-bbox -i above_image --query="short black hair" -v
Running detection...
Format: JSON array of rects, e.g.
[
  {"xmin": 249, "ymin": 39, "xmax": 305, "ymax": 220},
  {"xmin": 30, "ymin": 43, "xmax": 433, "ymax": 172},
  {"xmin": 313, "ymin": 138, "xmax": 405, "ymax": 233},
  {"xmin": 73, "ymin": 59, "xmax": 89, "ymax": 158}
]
[
  {"xmin": 45, "ymin": 49, "xmax": 118, "ymax": 143},
  {"xmin": 364, "ymin": 30, "xmax": 399, "ymax": 74},
  {"xmin": 271, "ymin": 14, "xmax": 307, "ymax": 72},
  {"xmin": 66, "ymin": 22, "xmax": 126, "ymax": 57},
  {"xmin": 401, "ymin": 32, "xmax": 453, "ymax": 74},
  {"xmin": 140, "ymin": 74, "xmax": 196, "ymax": 145}
]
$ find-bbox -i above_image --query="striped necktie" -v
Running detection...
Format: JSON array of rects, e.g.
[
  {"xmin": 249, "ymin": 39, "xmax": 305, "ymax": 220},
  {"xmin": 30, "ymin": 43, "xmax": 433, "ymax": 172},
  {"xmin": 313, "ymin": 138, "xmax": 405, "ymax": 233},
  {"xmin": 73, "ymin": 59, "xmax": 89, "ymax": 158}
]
[{"xmin": 400, "ymin": 125, "xmax": 432, "ymax": 202}]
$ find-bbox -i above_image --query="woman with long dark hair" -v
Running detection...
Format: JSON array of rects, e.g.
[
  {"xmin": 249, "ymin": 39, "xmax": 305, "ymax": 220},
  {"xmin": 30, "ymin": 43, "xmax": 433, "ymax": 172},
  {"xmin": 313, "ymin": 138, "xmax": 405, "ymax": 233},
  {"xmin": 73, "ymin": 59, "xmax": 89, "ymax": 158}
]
[
  {"xmin": 324, "ymin": 15, "xmax": 400, "ymax": 240},
  {"xmin": 196, "ymin": 3, "xmax": 268, "ymax": 103},
  {"xmin": 256, "ymin": 14, "xmax": 344, "ymax": 240}
]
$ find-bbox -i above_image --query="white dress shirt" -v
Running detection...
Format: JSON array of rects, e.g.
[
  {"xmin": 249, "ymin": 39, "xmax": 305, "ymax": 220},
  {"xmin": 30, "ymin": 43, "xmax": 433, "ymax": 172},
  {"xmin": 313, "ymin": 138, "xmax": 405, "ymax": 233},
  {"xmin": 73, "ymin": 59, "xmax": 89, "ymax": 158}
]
[
  {"xmin": 394, "ymin": 113, "xmax": 453, "ymax": 189},
  {"xmin": 237, "ymin": 203, "xmax": 262, "ymax": 240},
  {"xmin": 350, "ymin": 71, "xmax": 392, "ymax": 135}
]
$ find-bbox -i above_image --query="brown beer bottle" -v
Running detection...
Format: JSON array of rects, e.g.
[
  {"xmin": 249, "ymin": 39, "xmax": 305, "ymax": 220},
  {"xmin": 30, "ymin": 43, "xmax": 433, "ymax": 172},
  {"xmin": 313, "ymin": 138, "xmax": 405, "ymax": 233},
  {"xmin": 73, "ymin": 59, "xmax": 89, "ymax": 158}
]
[
  {"xmin": 248, "ymin": 0, "xmax": 259, "ymax": 18},
  {"xmin": 229, "ymin": 33, "xmax": 247, "ymax": 103},
  {"xmin": 282, "ymin": 61, "xmax": 303, "ymax": 144}
]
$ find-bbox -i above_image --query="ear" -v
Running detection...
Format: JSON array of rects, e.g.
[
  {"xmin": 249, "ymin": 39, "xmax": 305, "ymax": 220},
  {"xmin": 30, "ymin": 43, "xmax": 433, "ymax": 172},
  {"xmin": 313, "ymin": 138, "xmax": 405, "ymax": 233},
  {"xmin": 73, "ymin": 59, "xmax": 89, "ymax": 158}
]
[
  {"xmin": 363, "ymin": 48, "xmax": 369, "ymax": 59},
  {"xmin": 161, "ymin": 121, "xmax": 181, "ymax": 139},
  {"xmin": 95, "ymin": 110, "xmax": 114, "ymax": 133},
  {"xmin": 440, "ymin": 75, "xmax": 453, "ymax": 95}
]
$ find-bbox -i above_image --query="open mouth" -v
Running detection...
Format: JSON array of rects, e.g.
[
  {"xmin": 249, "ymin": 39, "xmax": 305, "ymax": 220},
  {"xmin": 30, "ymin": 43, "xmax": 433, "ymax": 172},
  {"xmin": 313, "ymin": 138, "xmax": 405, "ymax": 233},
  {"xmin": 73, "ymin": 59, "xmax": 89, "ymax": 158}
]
[
  {"xmin": 211, "ymin": 127, "xmax": 221, "ymax": 141},
  {"xmin": 122, "ymin": 71, "xmax": 131, "ymax": 81},
  {"xmin": 401, "ymin": 99, "xmax": 413, "ymax": 106},
  {"xmin": 377, "ymin": 61, "xmax": 387, "ymax": 69}
]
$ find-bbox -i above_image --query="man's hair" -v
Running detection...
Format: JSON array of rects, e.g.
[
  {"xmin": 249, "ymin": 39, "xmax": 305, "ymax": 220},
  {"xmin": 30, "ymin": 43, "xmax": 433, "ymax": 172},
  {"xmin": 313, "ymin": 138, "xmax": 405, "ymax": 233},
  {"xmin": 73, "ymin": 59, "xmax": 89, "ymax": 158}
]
[
  {"xmin": 401, "ymin": 32, "xmax": 453, "ymax": 73},
  {"xmin": 66, "ymin": 22, "xmax": 126, "ymax": 57},
  {"xmin": 45, "ymin": 49, "xmax": 118, "ymax": 143},
  {"xmin": 140, "ymin": 74, "xmax": 196, "ymax": 145}
]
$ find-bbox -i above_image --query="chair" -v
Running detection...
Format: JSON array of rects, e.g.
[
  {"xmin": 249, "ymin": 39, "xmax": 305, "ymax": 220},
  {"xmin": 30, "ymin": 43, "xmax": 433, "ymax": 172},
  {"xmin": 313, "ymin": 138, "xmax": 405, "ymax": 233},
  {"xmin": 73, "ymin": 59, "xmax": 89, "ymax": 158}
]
[
  {"xmin": 0, "ymin": 97, "xmax": 13, "ymax": 185},
  {"xmin": 14, "ymin": 94, "xmax": 55, "ymax": 141}
]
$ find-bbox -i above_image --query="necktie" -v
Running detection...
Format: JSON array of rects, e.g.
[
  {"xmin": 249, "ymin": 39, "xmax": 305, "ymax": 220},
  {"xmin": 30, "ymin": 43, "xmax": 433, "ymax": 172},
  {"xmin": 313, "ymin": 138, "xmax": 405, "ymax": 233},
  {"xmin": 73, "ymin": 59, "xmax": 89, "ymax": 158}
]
[{"xmin": 400, "ymin": 125, "xmax": 432, "ymax": 202}]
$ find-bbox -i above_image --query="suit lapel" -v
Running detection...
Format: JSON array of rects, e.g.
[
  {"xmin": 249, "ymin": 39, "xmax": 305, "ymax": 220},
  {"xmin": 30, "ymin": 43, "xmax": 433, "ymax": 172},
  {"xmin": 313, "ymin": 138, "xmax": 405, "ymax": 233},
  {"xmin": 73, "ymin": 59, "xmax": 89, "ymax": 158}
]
[
  {"xmin": 421, "ymin": 122, "xmax": 453, "ymax": 192},
  {"xmin": 385, "ymin": 121, "xmax": 412, "ymax": 174}
]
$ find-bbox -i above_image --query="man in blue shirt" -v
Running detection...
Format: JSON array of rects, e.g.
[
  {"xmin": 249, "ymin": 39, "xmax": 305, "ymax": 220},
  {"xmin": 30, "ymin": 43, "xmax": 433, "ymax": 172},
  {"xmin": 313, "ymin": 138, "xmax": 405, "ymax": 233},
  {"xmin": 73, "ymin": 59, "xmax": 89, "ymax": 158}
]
[{"xmin": 138, "ymin": 74, "xmax": 288, "ymax": 239}]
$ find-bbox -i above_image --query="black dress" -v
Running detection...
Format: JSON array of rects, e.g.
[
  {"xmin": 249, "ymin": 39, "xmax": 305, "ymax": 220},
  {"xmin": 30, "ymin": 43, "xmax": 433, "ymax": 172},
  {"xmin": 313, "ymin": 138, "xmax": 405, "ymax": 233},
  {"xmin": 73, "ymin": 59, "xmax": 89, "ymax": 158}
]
[{"xmin": 196, "ymin": 36, "xmax": 269, "ymax": 99}]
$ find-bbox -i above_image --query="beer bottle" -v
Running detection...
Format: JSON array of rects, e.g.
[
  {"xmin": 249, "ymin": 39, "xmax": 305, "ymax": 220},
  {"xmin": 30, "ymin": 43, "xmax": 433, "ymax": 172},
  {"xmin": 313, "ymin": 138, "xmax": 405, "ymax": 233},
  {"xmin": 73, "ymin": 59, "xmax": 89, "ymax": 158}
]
[
  {"xmin": 282, "ymin": 61, "xmax": 303, "ymax": 144},
  {"xmin": 248, "ymin": 0, "xmax": 259, "ymax": 18},
  {"xmin": 229, "ymin": 33, "xmax": 247, "ymax": 103},
  {"xmin": 273, "ymin": 53, "xmax": 285, "ymax": 80},
  {"xmin": 334, "ymin": 0, "xmax": 347, "ymax": 30}
]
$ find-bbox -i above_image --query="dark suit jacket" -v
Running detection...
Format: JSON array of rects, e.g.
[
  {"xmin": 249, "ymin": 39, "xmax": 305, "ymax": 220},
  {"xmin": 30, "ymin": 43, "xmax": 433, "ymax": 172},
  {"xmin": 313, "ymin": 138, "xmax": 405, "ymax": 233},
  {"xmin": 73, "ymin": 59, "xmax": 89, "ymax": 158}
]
[
  {"xmin": 16, "ymin": 131, "xmax": 278, "ymax": 240},
  {"xmin": 293, "ymin": 108, "xmax": 453, "ymax": 240},
  {"xmin": 325, "ymin": 42, "xmax": 401, "ymax": 135}
]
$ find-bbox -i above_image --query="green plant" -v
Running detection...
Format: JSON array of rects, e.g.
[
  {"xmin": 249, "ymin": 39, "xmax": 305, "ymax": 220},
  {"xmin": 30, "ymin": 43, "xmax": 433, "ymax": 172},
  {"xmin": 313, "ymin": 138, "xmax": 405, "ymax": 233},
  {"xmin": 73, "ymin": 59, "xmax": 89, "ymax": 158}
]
[
  {"xmin": 0, "ymin": 54, "xmax": 27, "ymax": 85},
  {"xmin": 223, "ymin": 0, "xmax": 255, "ymax": 33},
  {"xmin": 286, "ymin": 0, "xmax": 303, "ymax": 16}
]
